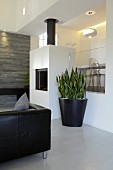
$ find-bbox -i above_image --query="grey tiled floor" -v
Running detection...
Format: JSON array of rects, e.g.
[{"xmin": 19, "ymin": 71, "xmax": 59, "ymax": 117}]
[{"xmin": 0, "ymin": 119, "xmax": 113, "ymax": 170}]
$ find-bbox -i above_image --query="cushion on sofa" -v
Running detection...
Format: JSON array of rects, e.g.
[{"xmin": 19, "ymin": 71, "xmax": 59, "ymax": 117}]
[{"xmin": 14, "ymin": 93, "xmax": 29, "ymax": 111}]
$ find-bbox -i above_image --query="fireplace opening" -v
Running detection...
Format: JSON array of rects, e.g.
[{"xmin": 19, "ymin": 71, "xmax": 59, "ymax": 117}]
[{"xmin": 36, "ymin": 68, "xmax": 48, "ymax": 91}]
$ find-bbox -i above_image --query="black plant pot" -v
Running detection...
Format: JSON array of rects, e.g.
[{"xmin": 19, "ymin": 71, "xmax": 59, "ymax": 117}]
[{"xmin": 59, "ymin": 98, "xmax": 88, "ymax": 127}]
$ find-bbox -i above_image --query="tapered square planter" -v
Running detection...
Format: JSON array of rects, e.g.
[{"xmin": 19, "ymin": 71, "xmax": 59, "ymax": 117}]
[{"xmin": 59, "ymin": 98, "xmax": 88, "ymax": 127}]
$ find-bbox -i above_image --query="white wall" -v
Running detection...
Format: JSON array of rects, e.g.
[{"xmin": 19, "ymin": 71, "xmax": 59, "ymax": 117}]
[
  {"xmin": 84, "ymin": 0, "xmax": 113, "ymax": 133},
  {"xmin": 104, "ymin": 0, "xmax": 113, "ymax": 132},
  {"xmin": 30, "ymin": 36, "xmax": 39, "ymax": 51},
  {"xmin": 56, "ymin": 26, "xmax": 78, "ymax": 48},
  {"xmin": 76, "ymin": 20, "xmax": 107, "ymax": 131},
  {"xmin": 0, "ymin": 0, "xmax": 17, "ymax": 32},
  {"xmin": 76, "ymin": 23, "xmax": 106, "ymax": 67}
]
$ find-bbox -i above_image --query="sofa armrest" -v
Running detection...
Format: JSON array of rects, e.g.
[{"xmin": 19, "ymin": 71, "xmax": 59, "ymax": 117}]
[{"xmin": 18, "ymin": 103, "xmax": 51, "ymax": 156}]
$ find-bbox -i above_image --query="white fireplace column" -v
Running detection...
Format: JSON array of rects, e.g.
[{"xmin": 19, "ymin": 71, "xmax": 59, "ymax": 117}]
[{"xmin": 30, "ymin": 45, "xmax": 75, "ymax": 119}]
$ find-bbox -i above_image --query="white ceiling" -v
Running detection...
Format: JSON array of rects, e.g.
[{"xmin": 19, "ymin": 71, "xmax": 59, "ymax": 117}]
[
  {"xmin": 63, "ymin": 1, "xmax": 106, "ymax": 31},
  {"xmin": 18, "ymin": 0, "xmax": 106, "ymax": 36}
]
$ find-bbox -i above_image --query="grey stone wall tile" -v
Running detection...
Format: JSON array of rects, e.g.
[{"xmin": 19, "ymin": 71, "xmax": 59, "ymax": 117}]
[{"xmin": 0, "ymin": 31, "xmax": 30, "ymax": 108}]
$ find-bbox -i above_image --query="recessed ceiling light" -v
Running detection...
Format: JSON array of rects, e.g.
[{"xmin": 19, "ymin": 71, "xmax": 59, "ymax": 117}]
[
  {"xmin": 85, "ymin": 10, "xmax": 96, "ymax": 16},
  {"xmin": 23, "ymin": 7, "xmax": 26, "ymax": 16}
]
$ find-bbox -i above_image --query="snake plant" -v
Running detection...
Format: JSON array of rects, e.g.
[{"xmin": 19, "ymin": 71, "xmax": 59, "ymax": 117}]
[{"xmin": 56, "ymin": 67, "xmax": 86, "ymax": 99}]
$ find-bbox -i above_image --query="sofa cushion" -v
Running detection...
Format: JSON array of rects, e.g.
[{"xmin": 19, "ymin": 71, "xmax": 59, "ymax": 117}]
[{"xmin": 14, "ymin": 93, "xmax": 29, "ymax": 111}]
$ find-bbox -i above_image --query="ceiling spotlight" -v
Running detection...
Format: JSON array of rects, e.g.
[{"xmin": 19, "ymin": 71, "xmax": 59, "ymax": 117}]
[
  {"xmin": 83, "ymin": 28, "xmax": 97, "ymax": 38},
  {"xmin": 23, "ymin": 7, "xmax": 26, "ymax": 16},
  {"xmin": 85, "ymin": 11, "xmax": 96, "ymax": 16}
]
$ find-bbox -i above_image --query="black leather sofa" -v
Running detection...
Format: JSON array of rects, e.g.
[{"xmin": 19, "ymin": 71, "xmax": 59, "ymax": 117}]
[{"xmin": 0, "ymin": 104, "xmax": 51, "ymax": 163}]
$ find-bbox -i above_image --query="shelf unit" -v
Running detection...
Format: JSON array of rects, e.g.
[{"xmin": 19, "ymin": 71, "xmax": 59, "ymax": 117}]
[{"xmin": 78, "ymin": 64, "xmax": 106, "ymax": 93}]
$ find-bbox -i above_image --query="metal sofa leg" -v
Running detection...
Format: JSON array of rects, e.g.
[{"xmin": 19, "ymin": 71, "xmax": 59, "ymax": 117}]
[{"xmin": 43, "ymin": 151, "xmax": 47, "ymax": 159}]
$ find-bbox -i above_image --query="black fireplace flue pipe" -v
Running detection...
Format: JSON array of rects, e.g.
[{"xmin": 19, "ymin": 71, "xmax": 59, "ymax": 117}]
[{"xmin": 44, "ymin": 18, "xmax": 58, "ymax": 45}]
